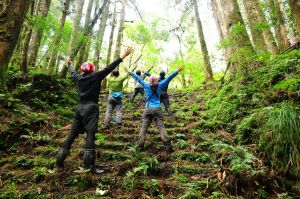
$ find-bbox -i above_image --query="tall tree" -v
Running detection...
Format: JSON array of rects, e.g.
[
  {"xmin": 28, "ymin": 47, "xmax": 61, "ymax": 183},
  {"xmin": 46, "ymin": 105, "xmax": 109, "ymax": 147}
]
[
  {"xmin": 243, "ymin": 0, "xmax": 268, "ymax": 52},
  {"xmin": 213, "ymin": 0, "xmax": 255, "ymax": 75},
  {"xmin": 0, "ymin": 0, "xmax": 32, "ymax": 90},
  {"xmin": 193, "ymin": 0, "xmax": 214, "ymax": 82},
  {"xmin": 68, "ymin": 0, "xmax": 109, "ymax": 60},
  {"xmin": 288, "ymin": 0, "xmax": 300, "ymax": 37},
  {"xmin": 252, "ymin": 0, "xmax": 278, "ymax": 54},
  {"xmin": 266, "ymin": 0, "xmax": 290, "ymax": 50},
  {"xmin": 103, "ymin": 5, "xmax": 117, "ymax": 89},
  {"xmin": 94, "ymin": 1, "xmax": 110, "ymax": 70},
  {"xmin": 48, "ymin": 0, "xmax": 71, "ymax": 75},
  {"xmin": 20, "ymin": 0, "xmax": 36, "ymax": 74},
  {"xmin": 114, "ymin": 0, "xmax": 128, "ymax": 60},
  {"xmin": 28, "ymin": 0, "xmax": 52, "ymax": 68},
  {"xmin": 61, "ymin": 0, "xmax": 85, "ymax": 77},
  {"xmin": 75, "ymin": 0, "xmax": 94, "ymax": 71}
]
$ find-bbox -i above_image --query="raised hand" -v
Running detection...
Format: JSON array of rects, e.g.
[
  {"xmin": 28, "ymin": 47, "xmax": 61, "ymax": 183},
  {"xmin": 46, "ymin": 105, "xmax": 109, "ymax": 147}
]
[
  {"xmin": 131, "ymin": 63, "xmax": 138, "ymax": 71},
  {"xmin": 66, "ymin": 56, "xmax": 72, "ymax": 67},
  {"xmin": 120, "ymin": 47, "xmax": 134, "ymax": 59},
  {"xmin": 177, "ymin": 66, "xmax": 184, "ymax": 72}
]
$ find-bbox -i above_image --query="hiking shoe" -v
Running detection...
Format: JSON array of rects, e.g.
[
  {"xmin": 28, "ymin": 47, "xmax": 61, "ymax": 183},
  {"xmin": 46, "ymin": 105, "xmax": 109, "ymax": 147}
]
[{"xmin": 56, "ymin": 148, "xmax": 68, "ymax": 169}]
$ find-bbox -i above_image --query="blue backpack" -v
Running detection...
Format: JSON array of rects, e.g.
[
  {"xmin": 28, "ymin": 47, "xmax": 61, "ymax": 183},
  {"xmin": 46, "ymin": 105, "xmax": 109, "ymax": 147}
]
[{"xmin": 111, "ymin": 92, "xmax": 123, "ymax": 100}]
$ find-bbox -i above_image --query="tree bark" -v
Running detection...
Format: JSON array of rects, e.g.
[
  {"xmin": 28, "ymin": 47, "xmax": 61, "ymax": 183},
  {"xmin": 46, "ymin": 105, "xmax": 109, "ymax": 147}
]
[
  {"xmin": 103, "ymin": 5, "xmax": 117, "ymax": 90},
  {"xmin": 243, "ymin": 0, "xmax": 268, "ymax": 52},
  {"xmin": 114, "ymin": 0, "xmax": 128, "ymax": 61},
  {"xmin": 48, "ymin": 0, "xmax": 71, "ymax": 75},
  {"xmin": 0, "ymin": 0, "xmax": 32, "ymax": 90},
  {"xmin": 288, "ymin": 0, "xmax": 300, "ymax": 37},
  {"xmin": 252, "ymin": 0, "xmax": 278, "ymax": 54},
  {"xmin": 193, "ymin": 0, "xmax": 214, "ymax": 82},
  {"xmin": 217, "ymin": 0, "xmax": 255, "ymax": 76},
  {"xmin": 61, "ymin": 0, "xmax": 84, "ymax": 77},
  {"xmin": 20, "ymin": 0, "xmax": 35, "ymax": 73},
  {"xmin": 75, "ymin": 0, "xmax": 94, "ymax": 71},
  {"xmin": 94, "ymin": 1, "xmax": 110, "ymax": 71},
  {"xmin": 266, "ymin": 0, "xmax": 290, "ymax": 50},
  {"xmin": 28, "ymin": 0, "xmax": 52, "ymax": 68},
  {"xmin": 69, "ymin": 0, "xmax": 109, "ymax": 60}
]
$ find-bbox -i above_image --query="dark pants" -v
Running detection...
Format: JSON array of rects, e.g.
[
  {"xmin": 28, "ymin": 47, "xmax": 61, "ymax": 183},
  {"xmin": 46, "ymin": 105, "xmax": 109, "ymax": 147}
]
[
  {"xmin": 62, "ymin": 103, "xmax": 99, "ymax": 150},
  {"xmin": 137, "ymin": 108, "xmax": 169, "ymax": 146},
  {"xmin": 104, "ymin": 95, "xmax": 122, "ymax": 127},
  {"xmin": 131, "ymin": 87, "xmax": 145, "ymax": 102},
  {"xmin": 160, "ymin": 91, "xmax": 172, "ymax": 115}
]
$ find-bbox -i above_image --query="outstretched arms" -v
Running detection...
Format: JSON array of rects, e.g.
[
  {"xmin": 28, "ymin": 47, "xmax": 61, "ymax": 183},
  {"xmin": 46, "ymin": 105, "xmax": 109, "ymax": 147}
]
[
  {"xmin": 160, "ymin": 66, "xmax": 184, "ymax": 89},
  {"xmin": 125, "ymin": 64, "xmax": 147, "ymax": 88},
  {"xmin": 95, "ymin": 47, "xmax": 134, "ymax": 80},
  {"xmin": 65, "ymin": 57, "xmax": 78, "ymax": 80}
]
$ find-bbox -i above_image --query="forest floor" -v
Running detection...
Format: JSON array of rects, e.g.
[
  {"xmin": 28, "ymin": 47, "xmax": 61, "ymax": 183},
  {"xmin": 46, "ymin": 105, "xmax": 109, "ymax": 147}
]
[{"xmin": 0, "ymin": 89, "xmax": 297, "ymax": 198}]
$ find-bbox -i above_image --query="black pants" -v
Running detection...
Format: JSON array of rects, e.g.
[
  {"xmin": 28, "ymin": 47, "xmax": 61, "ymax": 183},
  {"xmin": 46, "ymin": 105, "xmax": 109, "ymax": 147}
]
[
  {"xmin": 61, "ymin": 103, "xmax": 99, "ymax": 150},
  {"xmin": 131, "ymin": 88, "xmax": 145, "ymax": 101},
  {"xmin": 160, "ymin": 91, "xmax": 171, "ymax": 114}
]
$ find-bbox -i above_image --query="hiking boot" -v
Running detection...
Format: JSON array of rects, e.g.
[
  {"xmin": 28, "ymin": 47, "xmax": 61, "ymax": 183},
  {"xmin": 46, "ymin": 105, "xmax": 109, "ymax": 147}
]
[
  {"xmin": 83, "ymin": 149, "xmax": 104, "ymax": 174},
  {"xmin": 56, "ymin": 148, "xmax": 68, "ymax": 169}
]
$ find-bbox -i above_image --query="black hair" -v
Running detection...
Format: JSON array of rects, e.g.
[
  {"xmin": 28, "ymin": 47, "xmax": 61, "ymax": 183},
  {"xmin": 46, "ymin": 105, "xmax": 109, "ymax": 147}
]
[
  {"xmin": 136, "ymin": 70, "xmax": 141, "ymax": 76},
  {"xmin": 112, "ymin": 70, "xmax": 119, "ymax": 77},
  {"xmin": 160, "ymin": 70, "xmax": 165, "ymax": 77}
]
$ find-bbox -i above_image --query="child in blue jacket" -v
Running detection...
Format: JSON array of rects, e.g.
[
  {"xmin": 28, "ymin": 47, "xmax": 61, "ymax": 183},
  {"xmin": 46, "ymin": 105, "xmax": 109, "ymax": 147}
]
[{"xmin": 126, "ymin": 66, "xmax": 184, "ymax": 152}]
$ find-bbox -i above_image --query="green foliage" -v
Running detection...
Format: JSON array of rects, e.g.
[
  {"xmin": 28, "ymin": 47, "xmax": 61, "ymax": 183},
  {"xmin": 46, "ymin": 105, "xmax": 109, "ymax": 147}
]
[{"xmin": 259, "ymin": 102, "xmax": 300, "ymax": 176}]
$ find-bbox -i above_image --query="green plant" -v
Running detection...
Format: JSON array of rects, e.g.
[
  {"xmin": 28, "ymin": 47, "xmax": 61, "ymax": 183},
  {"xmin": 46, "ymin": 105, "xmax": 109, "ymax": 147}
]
[{"xmin": 259, "ymin": 102, "xmax": 300, "ymax": 176}]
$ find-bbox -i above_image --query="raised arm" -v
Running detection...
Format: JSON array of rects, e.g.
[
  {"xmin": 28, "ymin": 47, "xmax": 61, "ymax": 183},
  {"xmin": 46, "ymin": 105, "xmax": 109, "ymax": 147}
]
[
  {"xmin": 129, "ymin": 71, "xmax": 147, "ymax": 88},
  {"xmin": 95, "ymin": 47, "xmax": 134, "ymax": 80},
  {"xmin": 160, "ymin": 66, "xmax": 184, "ymax": 89},
  {"xmin": 65, "ymin": 57, "xmax": 78, "ymax": 80}
]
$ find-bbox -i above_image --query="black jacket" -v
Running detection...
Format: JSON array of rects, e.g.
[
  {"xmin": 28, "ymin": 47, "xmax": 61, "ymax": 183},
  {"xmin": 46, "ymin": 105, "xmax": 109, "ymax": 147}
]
[{"xmin": 69, "ymin": 58, "xmax": 123, "ymax": 104}]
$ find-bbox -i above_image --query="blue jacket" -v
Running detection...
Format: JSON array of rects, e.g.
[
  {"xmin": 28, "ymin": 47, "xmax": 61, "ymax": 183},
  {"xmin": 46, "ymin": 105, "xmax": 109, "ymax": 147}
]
[{"xmin": 130, "ymin": 71, "xmax": 178, "ymax": 108}]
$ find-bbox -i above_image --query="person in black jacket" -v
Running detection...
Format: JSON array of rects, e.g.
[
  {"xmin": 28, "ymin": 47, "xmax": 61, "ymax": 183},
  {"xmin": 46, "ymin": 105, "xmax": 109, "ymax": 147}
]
[
  {"xmin": 158, "ymin": 70, "xmax": 172, "ymax": 115},
  {"xmin": 56, "ymin": 47, "xmax": 133, "ymax": 173}
]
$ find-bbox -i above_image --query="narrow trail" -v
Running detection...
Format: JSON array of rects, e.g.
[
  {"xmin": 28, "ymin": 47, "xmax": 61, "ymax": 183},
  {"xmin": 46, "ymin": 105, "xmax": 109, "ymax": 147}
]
[{"xmin": 0, "ymin": 90, "xmax": 282, "ymax": 198}]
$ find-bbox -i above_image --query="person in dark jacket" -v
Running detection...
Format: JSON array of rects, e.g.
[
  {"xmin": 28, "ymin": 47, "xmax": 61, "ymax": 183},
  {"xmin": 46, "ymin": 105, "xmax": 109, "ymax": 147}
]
[
  {"xmin": 130, "ymin": 68, "xmax": 151, "ymax": 102},
  {"xmin": 126, "ymin": 65, "xmax": 184, "ymax": 153},
  {"xmin": 56, "ymin": 47, "xmax": 133, "ymax": 173},
  {"xmin": 159, "ymin": 70, "xmax": 172, "ymax": 115}
]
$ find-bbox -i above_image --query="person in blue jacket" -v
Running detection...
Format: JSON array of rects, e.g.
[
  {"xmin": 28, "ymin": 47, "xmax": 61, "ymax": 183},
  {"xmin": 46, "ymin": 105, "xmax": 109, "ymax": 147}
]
[
  {"xmin": 158, "ymin": 70, "xmax": 172, "ymax": 115},
  {"xmin": 125, "ymin": 65, "xmax": 184, "ymax": 153}
]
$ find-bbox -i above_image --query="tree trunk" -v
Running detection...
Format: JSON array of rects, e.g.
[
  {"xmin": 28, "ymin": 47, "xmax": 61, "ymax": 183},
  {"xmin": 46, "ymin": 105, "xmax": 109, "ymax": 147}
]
[
  {"xmin": 75, "ymin": 0, "xmax": 94, "ymax": 71},
  {"xmin": 48, "ymin": 0, "xmax": 70, "ymax": 75},
  {"xmin": 289, "ymin": 0, "xmax": 300, "ymax": 37},
  {"xmin": 103, "ymin": 5, "xmax": 117, "ymax": 90},
  {"xmin": 214, "ymin": 0, "xmax": 255, "ymax": 76},
  {"xmin": 61, "ymin": 0, "xmax": 84, "ymax": 77},
  {"xmin": 193, "ymin": 0, "xmax": 214, "ymax": 82},
  {"xmin": 243, "ymin": 0, "xmax": 268, "ymax": 52},
  {"xmin": 28, "ymin": 0, "xmax": 52, "ymax": 68},
  {"xmin": 266, "ymin": 0, "xmax": 290, "ymax": 50},
  {"xmin": 252, "ymin": 0, "xmax": 278, "ymax": 54},
  {"xmin": 94, "ymin": 1, "xmax": 110, "ymax": 71},
  {"xmin": 20, "ymin": 0, "xmax": 35, "ymax": 74},
  {"xmin": 82, "ymin": 0, "xmax": 94, "ymax": 62},
  {"xmin": 0, "ymin": 0, "xmax": 32, "ymax": 90},
  {"xmin": 114, "ymin": 0, "xmax": 128, "ymax": 61},
  {"xmin": 68, "ymin": 0, "xmax": 109, "ymax": 60}
]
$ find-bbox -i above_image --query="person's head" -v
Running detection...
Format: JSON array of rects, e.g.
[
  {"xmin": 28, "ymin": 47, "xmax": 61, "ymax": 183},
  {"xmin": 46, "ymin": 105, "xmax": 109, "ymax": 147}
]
[
  {"xmin": 81, "ymin": 62, "xmax": 95, "ymax": 73},
  {"xmin": 159, "ymin": 70, "xmax": 165, "ymax": 77},
  {"xmin": 136, "ymin": 70, "xmax": 141, "ymax": 76},
  {"xmin": 149, "ymin": 75, "xmax": 158, "ymax": 86},
  {"xmin": 112, "ymin": 70, "xmax": 120, "ymax": 77}
]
